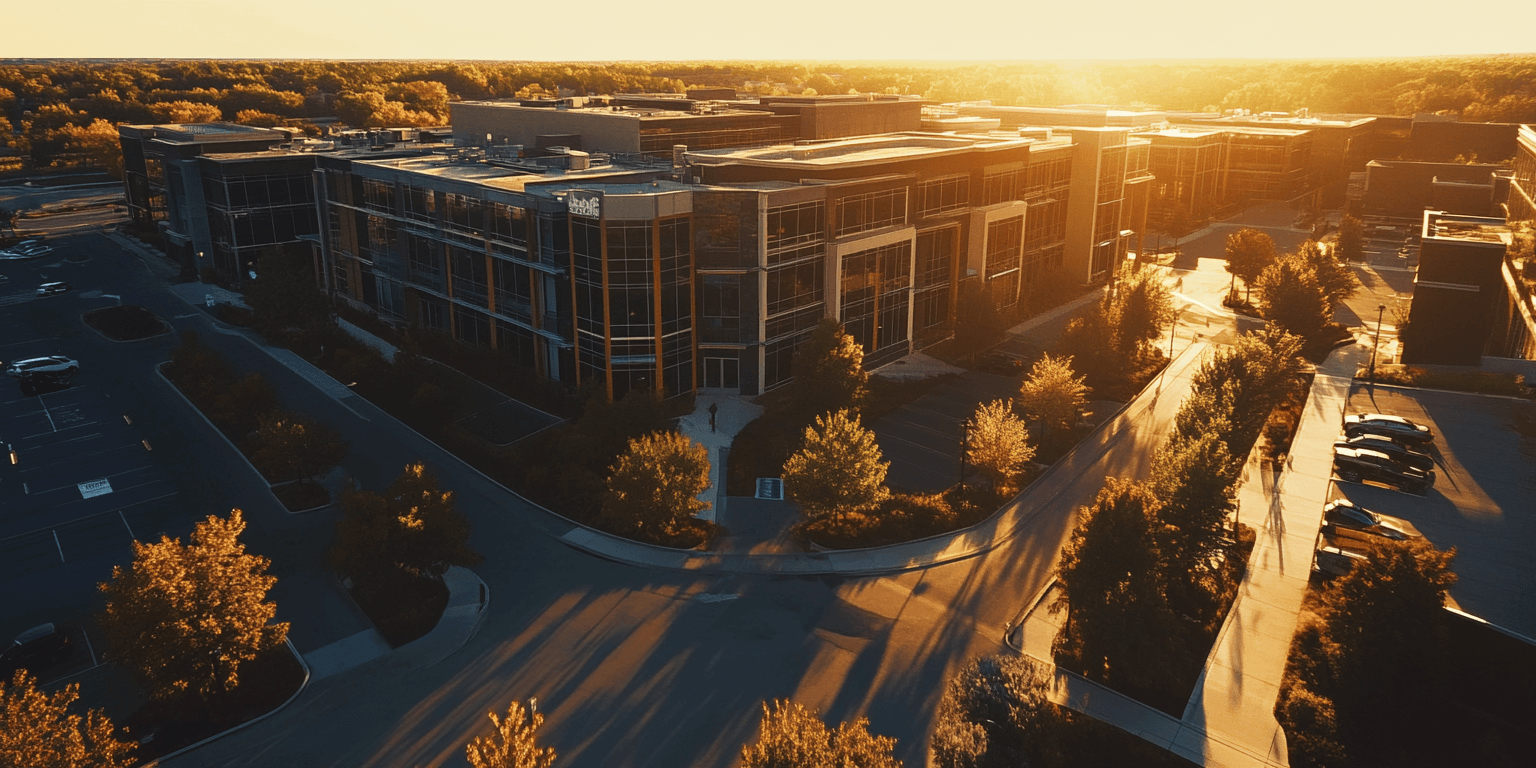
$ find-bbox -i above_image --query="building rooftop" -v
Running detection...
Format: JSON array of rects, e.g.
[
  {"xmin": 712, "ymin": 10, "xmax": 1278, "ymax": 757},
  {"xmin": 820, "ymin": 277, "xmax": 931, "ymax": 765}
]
[
  {"xmin": 454, "ymin": 99, "xmax": 778, "ymax": 122},
  {"xmin": 121, "ymin": 121, "xmax": 293, "ymax": 144},
  {"xmin": 687, "ymin": 132, "xmax": 1031, "ymax": 168},
  {"xmin": 1423, "ymin": 211, "xmax": 1512, "ymax": 246},
  {"xmin": 1144, "ymin": 126, "xmax": 1227, "ymax": 140}
]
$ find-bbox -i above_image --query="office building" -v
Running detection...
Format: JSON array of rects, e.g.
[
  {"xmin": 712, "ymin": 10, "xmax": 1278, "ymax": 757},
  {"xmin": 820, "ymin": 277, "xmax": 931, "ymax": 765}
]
[{"xmin": 1401, "ymin": 211, "xmax": 1514, "ymax": 365}]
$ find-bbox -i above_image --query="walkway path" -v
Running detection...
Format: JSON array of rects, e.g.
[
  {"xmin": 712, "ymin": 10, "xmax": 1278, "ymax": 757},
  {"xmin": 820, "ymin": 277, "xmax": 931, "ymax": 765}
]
[
  {"xmin": 1008, "ymin": 343, "xmax": 1367, "ymax": 768},
  {"xmin": 677, "ymin": 394, "xmax": 763, "ymax": 524}
]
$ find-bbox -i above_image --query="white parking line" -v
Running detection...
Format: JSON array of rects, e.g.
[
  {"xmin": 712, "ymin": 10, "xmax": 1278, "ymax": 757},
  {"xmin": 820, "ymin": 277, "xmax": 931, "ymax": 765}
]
[
  {"xmin": 36, "ymin": 395, "xmax": 57, "ymax": 432},
  {"xmin": 51, "ymin": 530, "xmax": 64, "ymax": 562},
  {"xmin": 118, "ymin": 510, "xmax": 135, "ymax": 540}
]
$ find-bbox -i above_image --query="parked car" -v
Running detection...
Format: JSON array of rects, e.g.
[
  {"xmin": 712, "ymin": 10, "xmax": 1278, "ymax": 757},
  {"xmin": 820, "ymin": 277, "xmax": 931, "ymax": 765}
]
[
  {"xmin": 1332, "ymin": 434, "xmax": 1434, "ymax": 472},
  {"xmin": 1314, "ymin": 544, "xmax": 1370, "ymax": 578},
  {"xmin": 1333, "ymin": 446, "xmax": 1431, "ymax": 492},
  {"xmin": 5, "ymin": 355, "xmax": 79, "ymax": 382},
  {"xmin": 976, "ymin": 350, "xmax": 1025, "ymax": 375},
  {"xmin": 1322, "ymin": 499, "xmax": 1424, "ymax": 550},
  {"xmin": 0, "ymin": 624, "xmax": 73, "ymax": 679},
  {"xmin": 2, "ymin": 243, "xmax": 52, "ymax": 259},
  {"xmin": 35, "ymin": 281, "xmax": 70, "ymax": 296},
  {"xmin": 1343, "ymin": 413, "xmax": 1434, "ymax": 445}
]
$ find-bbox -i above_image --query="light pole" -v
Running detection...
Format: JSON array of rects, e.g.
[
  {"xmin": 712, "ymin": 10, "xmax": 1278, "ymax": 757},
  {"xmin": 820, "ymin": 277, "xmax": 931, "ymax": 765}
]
[
  {"xmin": 959, "ymin": 419, "xmax": 970, "ymax": 487},
  {"xmin": 1168, "ymin": 305, "xmax": 1182, "ymax": 359},
  {"xmin": 1368, "ymin": 304, "xmax": 1386, "ymax": 384}
]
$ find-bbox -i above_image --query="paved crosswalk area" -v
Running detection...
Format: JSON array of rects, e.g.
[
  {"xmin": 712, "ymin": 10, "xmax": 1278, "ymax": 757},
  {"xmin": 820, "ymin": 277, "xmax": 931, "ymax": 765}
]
[{"xmin": 0, "ymin": 380, "xmax": 176, "ymax": 581}]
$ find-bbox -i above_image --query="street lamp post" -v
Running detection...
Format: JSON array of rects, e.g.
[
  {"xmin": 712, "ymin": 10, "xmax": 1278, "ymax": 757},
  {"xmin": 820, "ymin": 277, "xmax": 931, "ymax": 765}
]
[
  {"xmin": 959, "ymin": 420, "xmax": 970, "ymax": 488},
  {"xmin": 1168, "ymin": 305, "xmax": 1182, "ymax": 359},
  {"xmin": 1368, "ymin": 304, "xmax": 1386, "ymax": 384}
]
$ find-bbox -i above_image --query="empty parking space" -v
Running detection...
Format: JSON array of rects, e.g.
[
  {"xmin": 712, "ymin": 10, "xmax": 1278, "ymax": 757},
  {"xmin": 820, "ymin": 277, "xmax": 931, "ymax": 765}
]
[
  {"xmin": 1329, "ymin": 386, "xmax": 1536, "ymax": 638},
  {"xmin": 871, "ymin": 371, "xmax": 1019, "ymax": 493},
  {"xmin": 0, "ymin": 380, "xmax": 177, "ymax": 582}
]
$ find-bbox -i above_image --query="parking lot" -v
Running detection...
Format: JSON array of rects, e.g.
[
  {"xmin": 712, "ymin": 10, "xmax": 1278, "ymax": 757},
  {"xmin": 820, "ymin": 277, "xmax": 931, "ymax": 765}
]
[{"xmin": 1327, "ymin": 385, "xmax": 1536, "ymax": 639}]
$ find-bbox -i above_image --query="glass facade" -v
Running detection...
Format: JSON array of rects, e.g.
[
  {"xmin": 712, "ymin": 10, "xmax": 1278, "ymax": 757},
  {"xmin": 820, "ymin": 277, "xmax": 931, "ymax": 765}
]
[{"xmin": 840, "ymin": 242, "xmax": 912, "ymax": 356}]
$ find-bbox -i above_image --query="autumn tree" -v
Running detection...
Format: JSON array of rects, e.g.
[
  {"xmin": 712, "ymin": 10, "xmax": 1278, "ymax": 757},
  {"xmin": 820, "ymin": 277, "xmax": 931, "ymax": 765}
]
[
  {"xmin": 966, "ymin": 399, "xmax": 1035, "ymax": 496},
  {"xmin": 465, "ymin": 699, "xmax": 557, "ymax": 768},
  {"xmin": 1016, "ymin": 354, "xmax": 1089, "ymax": 435},
  {"xmin": 931, "ymin": 654, "xmax": 1059, "ymax": 768},
  {"xmin": 1149, "ymin": 429, "xmax": 1239, "ymax": 614},
  {"xmin": 147, "ymin": 100, "xmax": 221, "ymax": 123},
  {"xmin": 97, "ymin": 509, "xmax": 288, "ymax": 714},
  {"xmin": 1223, "ymin": 228, "xmax": 1276, "ymax": 302},
  {"xmin": 243, "ymin": 247, "xmax": 332, "ymax": 335},
  {"xmin": 1053, "ymin": 306, "xmax": 1117, "ymax": 390},
  {"xmin": 782, "ymin": 410, "xmax": 888, "ymax": 520},
  {"xmin": 246, "ymin": 409, "xmax": 348, "ymax": 485},
  {"xmin": 0, "ymin": 671, "xmax": 137, "ymax": 768},
  {"xmin": 600, "ymin": 431, "xmax": 711, "ymax": 542},
  {"xmin": 740, "ymin": 699, "xmax": 901, "ymax": 768},
  {"xmin": 1296, "ymin": 240, "xmax": 1359, "ymax": 317},
  {"xmin": 1051, "ymin": 479, "xmax": 1186, "ymax": 695},
  {"xmin": 787, "ymin": 318, "xmax": 868, "ymax": 420},
  {"xmin": 331, "ymin": 463, "xmax": 482, "ymax": 594},
  {"xmin": 1104, "ymin": 263, "xmax": 1175, "ymax": 362},
  {"xmin": 1256, "ymin": 253, "xmax": 1329, "ymax": 339},
  {"xmin": 1335, "ymin": 214, "xmax": 1365, "ymax": 264},
  {"xmin": 954, "ymin": 279, "xmax": 1006, "ymax": 355}
]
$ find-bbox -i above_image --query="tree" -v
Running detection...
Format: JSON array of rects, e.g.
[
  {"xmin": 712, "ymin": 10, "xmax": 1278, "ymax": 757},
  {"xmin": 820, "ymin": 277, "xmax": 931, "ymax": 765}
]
[
  {"xmin": 1053, "ymin": 308, "xmax": 1117, "ymax": 391},
  {"xmin": 1162, "ymin": 201, "xmax": 1195, "ymax": 251},
  {"xmin": 1, "ymin": 670, "xmax": 137, "ymax": 768},
  {"xmin": 331, "ymin": 463, "xmax": 482, "ymax": 591},
  {"xmin": 1320, "ymin": 540, "xmax": 1456, "ymax": 746},
  {"xmin": 931, "ymin": 654, "xmax": 1059, "ymax": 768},
  {"xmin": 97, "ymin": 509, "xmax": 288, "ymax": 712},
  {"xmin": 600, "ymin": 431, "xmax": 711, "ymax": 541},
  {"xmin": 1149, "ymin": 429, "xmax": 1239, "ymax": 615},
  {"xmin": 146, "ymin": 100, "xmax": 221, "ymax": 123},
  {"xmin": 787, "ymin": 319, "xmax": 868, "ymax": 420},
  {"xmin": 234, "ymin": 109, "xmax": 285, "ymax": 127},
  {"xmin": 1016, "ymin": 354, "xmax": 1089, "ymax": 435},
  {"xmin": 57, "ymin": 119, "xmax": 123, "ymax": 178},
  {"xmin": 1104, "ymin": 264, "xmax": 1174, "ymax": 362},
  {"xmin": 740, "ymin": 699, "xmax": 901, "ymax": 768},
  {"xmin": 1295, "ymin": 240, "xmax": 1359, "ymax": 317},
  {"xmin": 1256, "ymin": 253, "xmax": 1329, "ymax": 339},
  {"xmin": 782, "ymin": 410, "xmax": 888, "ymax": 520},
  {"xmin": 465, "ymin": 699, "xmax": 557, "ymax": 768},
  {"xmin": 1051, "ymin": 479, "xmax": 1186, "ymax": 694},
  {"xmin": 954, "ymin": 279, "xmax": 1006, "ymax": 355},
  {"xmin": 1223, "ymin": 228, "xmax": 1276, "ymax": 302},
  {"xmin": 1335, "ymin": 215, "xmax": 1365, "ymax": 265},
  {"xmin": 966, "ymin": 400, "xmax": 1034, "ymax": 496},
  {"xmin": 246, "ymin": 409, "xmax": 348, "ymax": 485},
  {"xmin": 242, "ymin": 247, "xmax": 332, "ymax": 335}
]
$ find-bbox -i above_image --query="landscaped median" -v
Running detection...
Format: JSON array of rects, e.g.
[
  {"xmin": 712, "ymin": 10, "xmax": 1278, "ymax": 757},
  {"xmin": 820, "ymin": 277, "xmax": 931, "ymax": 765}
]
[{"xmin": 159, "ymin": 331, "xmax": 346, "ymax": 513}]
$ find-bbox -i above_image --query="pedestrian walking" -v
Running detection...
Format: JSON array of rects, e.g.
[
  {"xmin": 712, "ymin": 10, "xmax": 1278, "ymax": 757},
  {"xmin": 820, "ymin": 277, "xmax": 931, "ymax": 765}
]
[{"xmin": 708, "ymin": 402, "xmax": 719, "ymax": 433}]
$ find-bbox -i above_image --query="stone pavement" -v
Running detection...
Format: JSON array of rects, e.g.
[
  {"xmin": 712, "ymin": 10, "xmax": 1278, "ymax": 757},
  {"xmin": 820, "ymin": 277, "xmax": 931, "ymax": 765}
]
[{"xmin": 677, "ymin": 394, "xmax": 763, "ymax": 523}]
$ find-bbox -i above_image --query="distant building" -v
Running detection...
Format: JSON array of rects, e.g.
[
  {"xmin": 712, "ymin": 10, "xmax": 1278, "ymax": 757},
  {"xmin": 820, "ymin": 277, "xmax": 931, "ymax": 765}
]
[
  {"xmin": 1144, "ymin": 126, "xmax": 1228, "ymax": 223},
  {"xmin": 1358, "ymin": 159, "xmax": 1508, "ymax": 222},
  {"xmin": 1401, "ymin": 211, "xmax": 1513, "ymax": 365}
]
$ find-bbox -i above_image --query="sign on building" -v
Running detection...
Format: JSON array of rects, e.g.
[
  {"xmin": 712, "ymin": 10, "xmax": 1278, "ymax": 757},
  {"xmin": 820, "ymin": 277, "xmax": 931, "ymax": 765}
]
[{"xmin": 567, "ymin": 192, "xmax": 602, "ymax": 219}]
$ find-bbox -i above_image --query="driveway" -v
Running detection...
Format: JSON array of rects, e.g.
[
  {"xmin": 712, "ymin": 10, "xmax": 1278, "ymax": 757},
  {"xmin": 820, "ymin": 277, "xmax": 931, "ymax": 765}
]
[{"xmin": 870, "ymin": 371, "xmax": 1021, "ymax": 493}]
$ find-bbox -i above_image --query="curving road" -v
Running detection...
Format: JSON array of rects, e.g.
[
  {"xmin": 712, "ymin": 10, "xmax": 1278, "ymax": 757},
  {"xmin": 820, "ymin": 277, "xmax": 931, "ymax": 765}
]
[{"xmin": 5, "ymin": 209, "xmax": 1233, "ymax": 767}]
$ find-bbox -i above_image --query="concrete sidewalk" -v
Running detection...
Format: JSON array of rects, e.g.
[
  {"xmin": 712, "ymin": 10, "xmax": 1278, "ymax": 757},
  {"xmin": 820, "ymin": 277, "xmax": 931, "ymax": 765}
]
[{"xmin": 1007, "ymin": 343, "xmax": 1368, "ymax": 768}]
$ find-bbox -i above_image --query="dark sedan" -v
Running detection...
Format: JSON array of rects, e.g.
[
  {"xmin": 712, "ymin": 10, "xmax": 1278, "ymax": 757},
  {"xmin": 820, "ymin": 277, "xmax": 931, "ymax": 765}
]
[
  {"xmin": 1333, "ymin": 446, "xmax": 1431, "ymax": 493},
  {"xmin": 0, "ymin": 624, "xmax": 73, "ymax": 679},
  {"xmin": 1333, "ymin": 434, "xmax": 1434, "ymax": 472},
  {"xmin": 1322, "ymin": 499, "xmax": 1425, "ymax": 550},
  {"xmin": 1343, "ymin": 413, "xmax": 1434, "ymax": 445}
]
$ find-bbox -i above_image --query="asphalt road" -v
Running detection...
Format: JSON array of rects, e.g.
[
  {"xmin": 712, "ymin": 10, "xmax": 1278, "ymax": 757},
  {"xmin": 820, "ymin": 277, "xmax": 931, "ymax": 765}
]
[{"xmin": 2, "ymin": 206, "xmax": 1226, "ymax": 766}]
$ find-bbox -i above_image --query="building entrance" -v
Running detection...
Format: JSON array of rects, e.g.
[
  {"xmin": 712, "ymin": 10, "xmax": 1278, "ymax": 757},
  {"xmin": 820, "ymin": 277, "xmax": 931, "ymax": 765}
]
[{"xmin": 703, "ymin": 356, "xmax": 739, "ymax": 390}]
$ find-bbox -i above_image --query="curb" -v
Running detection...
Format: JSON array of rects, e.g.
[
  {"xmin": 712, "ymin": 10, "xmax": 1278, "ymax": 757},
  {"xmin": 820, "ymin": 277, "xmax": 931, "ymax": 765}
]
[
  {"xmin": 1349, "ymin": 378, "xmax": 1532, "ymax": 403},
  {"xmin": 150, "ymin": 637, "xmax": 311, "ymax": 765},
  {"xmin": 1004, "ymin": 575, "xmax": 1058, "ymax": 653},
  {"xmin": 152, "ymin": 362, "xmax": 286, "ymax": 515}
]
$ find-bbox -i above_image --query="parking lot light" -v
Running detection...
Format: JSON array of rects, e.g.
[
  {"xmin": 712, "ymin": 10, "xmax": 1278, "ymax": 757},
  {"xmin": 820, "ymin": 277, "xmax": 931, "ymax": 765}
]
[{"xmin": 9, "ymin": 444, "xmax": 16, "ymax": 465}]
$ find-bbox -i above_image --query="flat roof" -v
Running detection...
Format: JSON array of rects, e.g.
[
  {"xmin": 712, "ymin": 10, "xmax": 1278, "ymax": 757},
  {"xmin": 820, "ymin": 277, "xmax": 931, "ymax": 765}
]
[
  {"xmin": 454, "ymin": 100, "xmax": 778, "ymax": 122},
  {"xmin": 1423, "ymin": 211, "xmax": 1512, "ymax": 245},
  {"xmin": 122, "ymin": 122, "xmax": 289, "ymax": 143},
  {"xmin": 1144, "ymin": 126, "xmax": 1227, "ymax": 140},
  {"xmin": 687, "ymin": 132, "xmax": 1032, "ymax": 168}
]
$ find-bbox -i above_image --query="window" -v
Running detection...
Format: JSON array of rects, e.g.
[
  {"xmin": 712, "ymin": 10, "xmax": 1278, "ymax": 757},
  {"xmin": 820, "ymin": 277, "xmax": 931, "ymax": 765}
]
[
  {"xmin": 333, "ymin": 264, "xmax": 349, "ymax": 294},
  {"xmin": 362, "ymin": 179, "xmax": 394, "ymax": 213},
  {"xmin": 915, "ymin": 228, "xmax": 955, "ymax": 289},
  {"xmin": 766, "ymin": 259, "xmax": 824, "ymax": 316},
  {"xmin": 916, "ymin": 175, "xmax": 969, "ymax": 217},
  {"xmin": 840, "ymin": 242, "xmax": 912, "ymax": 354},
  {"xmin": 405, "ymin": 183, "xmax": 436, "ymax": 223},
  {"xmin": 700, "ymin": 275, "xmax": 741, "ymax": 343},
  {"xmin": 835, "ymin": 188, "xmax": 907, "ymax": 237},
  {"xmin": 490, "ymin": 202, "xmax": 530, "ymax": 246},
  {"xmin": 982, "ymin": 168, "xmax": 1022, "ymax": 206},
  {"xmin": 445, "ymin": 193, "xmax": 486, "ymax": 236},
  {"xmin": 986, "ymin": 217, "xmax": 1024, "ymax": 306},
  {"xmin": 767, "ymin": 200, "xmax": 825, "ymax": 251}
]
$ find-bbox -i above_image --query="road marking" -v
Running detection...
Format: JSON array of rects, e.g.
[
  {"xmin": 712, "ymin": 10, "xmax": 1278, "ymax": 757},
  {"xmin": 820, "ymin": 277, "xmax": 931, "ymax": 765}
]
[
  {"xmin": 695, "ymin": 593, "xmax": 740, "ymax": 603},
  {"xmin": 52, "ymin": 530, "xmax": 64, "ymax": 562},
  {"xmin": 83, "ymin": 627, "xmax": 97, "ymax": 667},
  {"xmin": 37, "ymin": 395, "xmax": 57, "ymax": 431},
  {"xmin": 119, "ymin": 510, "xmax": 135, "ymax": 540}
]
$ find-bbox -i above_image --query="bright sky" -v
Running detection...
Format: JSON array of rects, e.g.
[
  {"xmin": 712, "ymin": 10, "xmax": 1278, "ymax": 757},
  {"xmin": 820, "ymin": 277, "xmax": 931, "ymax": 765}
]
[{"xmin": 9, "ymin": 0, "xmax": 1536, "ymax": 61}]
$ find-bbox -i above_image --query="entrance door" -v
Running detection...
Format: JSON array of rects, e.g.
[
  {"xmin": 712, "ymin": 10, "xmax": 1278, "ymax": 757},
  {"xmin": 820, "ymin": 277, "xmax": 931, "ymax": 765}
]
[{"xmin": 703, "ymin": 356, "xmax": 739, "ymax": 390}]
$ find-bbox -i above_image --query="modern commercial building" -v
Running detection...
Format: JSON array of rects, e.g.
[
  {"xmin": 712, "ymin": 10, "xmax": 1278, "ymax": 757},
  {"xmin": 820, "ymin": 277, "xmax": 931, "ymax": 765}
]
[
  {"xmin": 1401, "ymin": 211, "xmax": 1515, "ymax": 365},
  {"xmin": 954, "ymin": 103, "xmax": 1167, "ymax": 130},
  {"xmin": 1173, "ymin": 112, "xmax": 1376, "ymax": 205},
  {"xmin": 1506, "ymin": 125, "xmax": 1536, "ymax": 223},
  {"xmin": 1144, "ymin": 126, "xmax": 1228, "ymax": 223},
  {"xmin": 1357, "ymin": 159, "xmax": 1508, "ymax": 222},
  {"xmin": 449, "ymin": 93, "xmax": 924, "ymax": 160}
]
